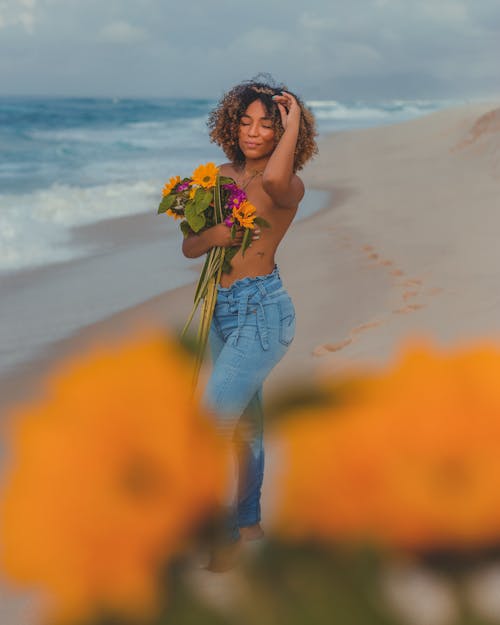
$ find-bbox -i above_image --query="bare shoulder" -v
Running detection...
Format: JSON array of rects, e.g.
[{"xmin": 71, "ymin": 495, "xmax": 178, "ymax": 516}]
[{"xmin": 219, "ymin": 162, "xmax": 236, "ymax": 177}]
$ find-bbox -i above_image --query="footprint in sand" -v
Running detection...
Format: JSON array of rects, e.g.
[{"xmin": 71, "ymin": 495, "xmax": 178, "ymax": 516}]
[
  {"xmin": 393, "ymin": 303, "xmax": 425, "ymax": 314},
  {"xmin": 425, "ymin": 287, "xmax": 444, "ymax": 296},
  {"xmin": 362, "ymin": 244, "xmax": 375, "ymax": 252},
  {"xmin": 312, "ymin": 337, "xmax": 353, "ymax": 357},
  {"xmin": 368, "ymin": 252, "xmax": 379, "ymax": 260},
  {"xmin": 381, "ymin": 260, "xmax": 394, "ymax": 266},
  {"xmin": 350, "ymin": 320, "xmax": 383, "ymax": 335},
  {"xmin": 403, "ymin": 290, "xmax": 419, "ymax": 301},
  {"xmin": 402, "ymin": 278, "xmax": 423, "ymax": 286},
  {"xmin": 390, "ymin": 269, "xmax": 405, "ymax": 277}
]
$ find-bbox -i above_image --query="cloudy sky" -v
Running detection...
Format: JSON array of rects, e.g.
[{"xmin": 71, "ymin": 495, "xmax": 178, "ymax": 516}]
[{"xmin": 1, "ymin": 0, "xmax": 499, "ymax": 100}]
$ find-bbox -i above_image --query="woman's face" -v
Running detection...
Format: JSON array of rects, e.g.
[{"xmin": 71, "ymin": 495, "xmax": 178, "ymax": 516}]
[{"xmin": 238, "ymin": 99, "xmax": 276, "ymax": 161}]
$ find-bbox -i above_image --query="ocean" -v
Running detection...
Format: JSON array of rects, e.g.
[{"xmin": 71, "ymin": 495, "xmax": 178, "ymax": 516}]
[{"xmin": 0, "ymin": 96, "xmax": 463, "ymax": 274}]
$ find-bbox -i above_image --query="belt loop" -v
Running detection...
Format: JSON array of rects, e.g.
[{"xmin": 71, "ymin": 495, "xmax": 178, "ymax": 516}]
[
  {"xmin": 257, "ymin": 282, "xmax": 267, "ymax": 298},
  {"xmin": 233, "ymin": 293, "xmax": 249, "ymax": 345},
  {"xmin": 256, "ymin": 301, "xmax": 269, "ymax": 350}
]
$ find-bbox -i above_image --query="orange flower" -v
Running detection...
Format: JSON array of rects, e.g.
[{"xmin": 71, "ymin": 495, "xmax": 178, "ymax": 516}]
[
  {"xmin": 272, "ymin": 337, "xmax": 500, "ymax": 552},
  {"xmin": 166, "ymin": 208, "xmax": 183, "ymax": 220},
  {"xmin": 191, "ymin": 162, "xmax": 219, "ymax": 189},
  {"xmin": 0, "ymin": 330, "xmax": 226, "ymax": 625},
  {"xmin": 232, "ymin": 200, "xmax": 256, "ymax": 229},
  {"xmin": 162, "ymin": 175, "xmax": 181, "ymax": 196}
]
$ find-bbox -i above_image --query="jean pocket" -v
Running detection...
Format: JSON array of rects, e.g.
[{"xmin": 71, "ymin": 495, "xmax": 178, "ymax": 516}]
[{"xmin": 278, "ymin": 298, "xmax": 295, "ymax": 346}]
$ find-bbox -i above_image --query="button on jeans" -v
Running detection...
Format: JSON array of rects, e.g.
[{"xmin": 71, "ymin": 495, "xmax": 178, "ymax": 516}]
[{"xmin": 202, "ymin": 265, "xmax": 295, "ymax": 542}]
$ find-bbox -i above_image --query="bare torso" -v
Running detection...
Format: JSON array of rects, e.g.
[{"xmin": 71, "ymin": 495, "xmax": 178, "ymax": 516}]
[{"xmin": 219, "ymin": 162, "xmax": 299, "ymax": 287}]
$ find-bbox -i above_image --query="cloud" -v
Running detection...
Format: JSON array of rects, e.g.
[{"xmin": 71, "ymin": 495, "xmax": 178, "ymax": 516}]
[
  {"xmin": 0, "ymin": 0, "xmax": 499, "ymax": 98},
  {"xmin": 0, "ymin": 0, "xmax": 37, "ymax": 33},
  {"xmin": 98, "ymin": 20, "xmax": 147, "ymax": 44}
]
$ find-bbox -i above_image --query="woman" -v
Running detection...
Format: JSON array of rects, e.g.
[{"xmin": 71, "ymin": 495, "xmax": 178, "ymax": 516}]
[{"xmin": 182, "ymin": 78, "xmax": 317, "ymax": 567}]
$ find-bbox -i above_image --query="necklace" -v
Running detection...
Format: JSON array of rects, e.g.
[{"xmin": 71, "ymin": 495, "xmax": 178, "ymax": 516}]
[{"xmin": 239, "ymin": 168, "xmax": 264, "ymax": 191}]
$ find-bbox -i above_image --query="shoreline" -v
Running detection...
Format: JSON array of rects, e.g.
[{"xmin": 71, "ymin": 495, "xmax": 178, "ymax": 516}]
[{"xmin": 0, "ymin": 186, "xmax": 338, "ymax": 415}]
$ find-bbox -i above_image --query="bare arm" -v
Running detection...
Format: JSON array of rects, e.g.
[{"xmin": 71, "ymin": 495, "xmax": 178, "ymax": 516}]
[
  {"xmin": 182, "ymin": 223, "xmax": 260, "ymax": 258},
  {"xmin": 262, "ymin": 92, "xmax": 305, "ymax": 208}
]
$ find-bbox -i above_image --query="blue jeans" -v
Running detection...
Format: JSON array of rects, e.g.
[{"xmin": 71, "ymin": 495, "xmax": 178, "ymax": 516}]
[{"xmin": 202, "ymin": 265, "xmax": 295, "ymax": 542}]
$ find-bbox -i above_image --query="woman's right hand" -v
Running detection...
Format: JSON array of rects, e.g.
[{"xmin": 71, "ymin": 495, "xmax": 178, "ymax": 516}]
[
  {"xmin": 207, "ymin": 223, "xmax": 261, "ymax": 248},
  {"xmin": 182, "ymin": 223, "xmax": 260, "ymax": 258}
]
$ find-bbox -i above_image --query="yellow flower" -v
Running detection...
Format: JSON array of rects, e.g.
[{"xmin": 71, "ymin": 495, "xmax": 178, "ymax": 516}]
[
  {"xmin": 191, "ymin": 162, "xmax": 219, "ymax": 189},
  {"xmin": 0, "ymin": 330, "xmax": 226, "ymax": 625},
  {"xmin": 188, "ymin": 187, "xmax": 197, "ymax": 200},
  {"xmin": 232, "ymin": 200, "xmax": 256, "ymax": 230},
  {"xmin": 166, "ymin": 208, "xmax": 183, "ymax": 220},
  {"xmin": 272, "ymin": 337, "xmax": 500, "ymax": 552},
  {"xmin": 162, "ymin": 175, "xmax": 181, "ymax": 196}
]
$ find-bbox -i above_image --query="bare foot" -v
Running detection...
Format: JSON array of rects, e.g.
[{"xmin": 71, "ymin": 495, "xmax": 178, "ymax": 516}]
[
  {"xmin": 205, "ymin": 539, "xmax": 243, "ymax": 573},
  {"xmin": 239, "ymin": 524, "xmax": 265, "ymax": 542}
]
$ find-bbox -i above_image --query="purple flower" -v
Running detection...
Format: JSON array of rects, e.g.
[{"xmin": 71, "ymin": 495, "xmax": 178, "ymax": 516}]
[
  {"xmin": 176, "ymin": 181, "xmax": 190, "ymax": 192},
  {"xmin": 224, "ymin": 217, "xmax": 234, "ymax": 227},
  {"xmin": 222, "ymin": 183, "xmax": 247, "ymax": 217}
]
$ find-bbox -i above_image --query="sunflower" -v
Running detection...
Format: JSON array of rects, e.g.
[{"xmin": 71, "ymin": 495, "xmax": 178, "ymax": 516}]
[
  {"xmin": 162, "ymin": 175, "xmax": 181, "ymax": 197},
  {"xmin": 191, "ymin": 162, "xmax": 219, "ymax": 189},
  {"xmin": 272, "ymin": 337, "xmax": 500, "ymax": 552},
  {"xmin": 232, "ymin": 200, "xmax": 256, "ymax": 229},
  {"xmin": 166, "ymin": 208, "xmax": 183, "ymax": 220},
  {"xmin": 0, "ymin": 330, "xmax": 226, "ymax": 625}
]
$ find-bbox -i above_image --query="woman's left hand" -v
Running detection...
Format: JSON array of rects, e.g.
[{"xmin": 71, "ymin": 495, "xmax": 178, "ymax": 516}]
[{"xmin": 272, "ymin": 91, "xmax": 301, "ymax": 130}]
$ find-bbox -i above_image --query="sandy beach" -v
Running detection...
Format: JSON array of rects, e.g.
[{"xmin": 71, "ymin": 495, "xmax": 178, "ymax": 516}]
[
  {"xmin": 2, "ymin": 100, "xmax": 500, "ymax": 411},
  {"xmin": 1, "ymin": 100, "xmax": 500, "ymax": 622}
]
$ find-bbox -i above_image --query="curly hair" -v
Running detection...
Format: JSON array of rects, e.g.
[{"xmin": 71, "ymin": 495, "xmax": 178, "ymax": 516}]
[{"xmin": 207, "ymin": 75, "xmax": 318, "ymax": 173}]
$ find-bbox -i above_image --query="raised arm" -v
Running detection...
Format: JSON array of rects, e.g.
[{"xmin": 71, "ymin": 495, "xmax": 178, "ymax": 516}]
[{"xmin": 261, "ymin": 91, "xmax": 305, "ymax": 209}]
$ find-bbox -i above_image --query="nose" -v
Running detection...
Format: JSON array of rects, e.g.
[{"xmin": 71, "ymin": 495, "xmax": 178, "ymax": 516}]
[{"xmin": 247, "ymin": 121, "xmax": 260, "ymax": 137}]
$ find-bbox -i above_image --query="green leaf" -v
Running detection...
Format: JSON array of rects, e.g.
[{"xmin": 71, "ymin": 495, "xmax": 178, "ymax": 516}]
[
  {"xmin": 241, "ymin": 540, "xmax": 400, "ymax": 625},
  {"xmin": 219, "ymin": 176, "xmax": 235, "ymax": 185},
  {"xmin": 222, "ymin": 246, "xmax": 238, "ymax": 273},
  {"xmin": 185, "ymin": 204, "xmax": 205, "ymax": 232},
  {"xmin": 240, "ymin": 228, "xmax": 251, "ymax": 257},
  {"xmin": 180, "ymin": 220, "xmax": 191, "ymax": 238},
  {"xmin": 230, "ymin": 224, "xmax": 237, "ymax": 240},
  {"xmin": 158, "ymin": 193, "xmax": 176, "ymax": 214},
  {"xmin": 254, "ymin": 216, "xmax": 271, "ymax": 228},
  {"xmin": 191, "ymin": 188, "xmax": 212, "ymax": 215},
  {"xmin": 213, "ymin": 175, "xmax": 224, "ymax": 224}
]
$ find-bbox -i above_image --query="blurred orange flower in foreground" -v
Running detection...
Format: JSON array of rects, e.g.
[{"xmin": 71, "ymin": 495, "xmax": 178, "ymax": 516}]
[
  {"xmin": 0, "ymin": 330, "xmax": 226, "ymax": 625},
  {"xmin": 273, "ymin": 338, "xmax": 500, "ymax": 552}
]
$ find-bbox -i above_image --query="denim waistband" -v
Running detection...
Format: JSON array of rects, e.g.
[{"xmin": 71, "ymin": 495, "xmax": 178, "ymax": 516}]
[
  {"xmin": 215, "ymin": 265, "xmax": 283, "ymax": 351},
  {"xmin": 216, "ymin": 265, "xmax": 282, "ymax": 300}
]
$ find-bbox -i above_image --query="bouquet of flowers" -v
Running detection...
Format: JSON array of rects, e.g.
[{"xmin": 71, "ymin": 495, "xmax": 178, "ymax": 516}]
[{"xmin": 158, "ymin": 162, "xmax": 269, "ymax": 386}]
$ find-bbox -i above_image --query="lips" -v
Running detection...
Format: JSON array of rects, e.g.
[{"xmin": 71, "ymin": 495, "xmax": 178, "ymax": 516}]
[{"xmin": 244, "ymin": 142, "xmax": 261, "ymax": 148}]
